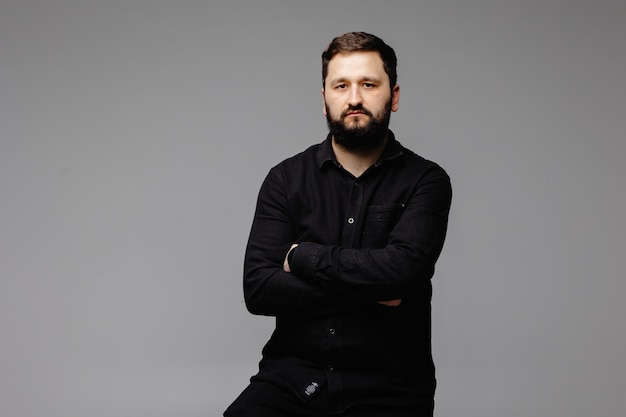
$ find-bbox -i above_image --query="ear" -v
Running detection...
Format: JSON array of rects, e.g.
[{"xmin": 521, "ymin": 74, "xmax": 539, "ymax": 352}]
[
  {"xmin": 321, "ymin": 88, "xmax": 327, "ymax": 116},
  {"xmin": 391, "ymin": 84, "xmax": 400, "ymax": 112}
]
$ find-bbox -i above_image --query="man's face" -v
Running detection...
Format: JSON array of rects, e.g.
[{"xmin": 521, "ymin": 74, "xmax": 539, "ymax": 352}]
[{"xmin": 323, "ymin": 51, "xmax": 399, "ymax": 151}]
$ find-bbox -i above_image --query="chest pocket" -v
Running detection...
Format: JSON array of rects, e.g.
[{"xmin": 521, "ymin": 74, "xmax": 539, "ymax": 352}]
[{"xmin": 362, "ymin": 203, "xmax": 405, "ymax": 248}]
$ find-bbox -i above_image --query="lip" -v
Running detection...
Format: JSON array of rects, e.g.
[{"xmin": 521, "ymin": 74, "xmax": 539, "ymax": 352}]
[{"xmin": 346, "ymin": 111, "xmax": 366, "ymax": 116}]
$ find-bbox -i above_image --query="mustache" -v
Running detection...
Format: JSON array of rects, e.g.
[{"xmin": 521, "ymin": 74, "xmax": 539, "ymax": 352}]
[{"xmin": 342, "ymin": 104, "xmax": 373, "ymax": 118}]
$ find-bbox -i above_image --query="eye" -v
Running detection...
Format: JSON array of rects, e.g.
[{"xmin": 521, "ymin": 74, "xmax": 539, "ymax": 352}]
[
  {"xmin": 335, "ymin": 83, "xmax": 347, "ymax": 89},
  {"xmin": 363, "ymin": 82, "xmax": 376, "ymax": 88}
]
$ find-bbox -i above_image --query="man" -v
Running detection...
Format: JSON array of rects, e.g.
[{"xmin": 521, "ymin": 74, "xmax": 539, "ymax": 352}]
[{"xmin": 224, "ymin": 32, "xmax": 452, "ymax": 417}]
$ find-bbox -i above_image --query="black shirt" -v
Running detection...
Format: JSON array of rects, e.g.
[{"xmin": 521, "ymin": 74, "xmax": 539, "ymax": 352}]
[{"xmin": 243, "ymin": 131, "xmax": 452, "ymax": 413}]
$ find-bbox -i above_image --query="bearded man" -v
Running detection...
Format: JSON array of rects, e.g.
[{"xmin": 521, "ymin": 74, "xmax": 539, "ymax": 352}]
[{"xmin": 224, "ymin": 32, "xmax": 452, "ymax": 417}]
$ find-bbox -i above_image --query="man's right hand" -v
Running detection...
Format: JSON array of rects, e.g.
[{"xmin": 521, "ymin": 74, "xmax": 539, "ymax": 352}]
[{"xmin": 283, "ymin": 243, "xmax": 298, "ymax": 273}]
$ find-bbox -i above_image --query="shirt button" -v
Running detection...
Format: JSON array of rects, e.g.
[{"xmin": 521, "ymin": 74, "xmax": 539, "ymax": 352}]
[
  {"xmin": 347, "ymin": 217, "xmax": 355, "ymax": 224},
  {"xmin": 329, "ymin": 328, "xmax": 336, "ymax": 335},
  {"xmin": 354, "ymin": 181, "xmax": 360, "ymax": 187},
  {"xmin": 327, "ymin": 365, "xmax": 334, "ymax": 371}
]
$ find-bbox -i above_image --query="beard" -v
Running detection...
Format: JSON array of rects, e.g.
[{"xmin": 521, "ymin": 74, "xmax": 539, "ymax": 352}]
[{"xmin": 326, "ymin": 98, "xmax": 392, "ymax": 152}]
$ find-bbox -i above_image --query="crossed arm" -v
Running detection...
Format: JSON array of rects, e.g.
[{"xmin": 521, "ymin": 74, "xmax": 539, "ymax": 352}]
[
  {"xmin": 243, "ymin": 165, "xmax": 451, "ymax": 317},
  {"xmin": 283, "ymin": 243, "xmax": 401, "ymax": 307}
]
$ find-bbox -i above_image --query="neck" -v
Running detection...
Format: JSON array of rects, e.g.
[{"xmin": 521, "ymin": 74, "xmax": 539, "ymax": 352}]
[{"xmin": 331, "ymin": 135, "xmax": 388, "ymax": 177}]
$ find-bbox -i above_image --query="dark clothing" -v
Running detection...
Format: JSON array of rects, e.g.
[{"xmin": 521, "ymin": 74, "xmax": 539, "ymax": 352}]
[
  {"xmin": 224, "ymin": 380, "xmax": 434, "ymax": 417},
  {"xmin": 229, "ymin": 131, "xmax": 451, "ymax": 415}
]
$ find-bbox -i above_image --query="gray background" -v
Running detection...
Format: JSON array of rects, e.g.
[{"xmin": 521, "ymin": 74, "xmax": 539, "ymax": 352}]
[{"xmin": 1, "ymin": 1, "xmax": 625, "ymax": 416}]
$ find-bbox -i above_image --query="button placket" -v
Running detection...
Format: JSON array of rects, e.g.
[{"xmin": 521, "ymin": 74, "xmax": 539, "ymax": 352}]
[{"xmin": 340, "ymin": 175, "xmax": 363, "ymax": 246}]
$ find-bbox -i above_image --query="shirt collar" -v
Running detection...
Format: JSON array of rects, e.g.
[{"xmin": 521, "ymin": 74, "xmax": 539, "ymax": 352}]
[{"xmin": 317, "ymin": 130, "xmax": 404, "ymax": 169}]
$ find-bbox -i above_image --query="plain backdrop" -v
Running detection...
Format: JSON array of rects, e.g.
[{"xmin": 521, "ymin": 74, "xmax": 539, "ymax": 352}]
[{"xmin": 1, "ymin": 1, "xmax": 625, "ymax": 416}]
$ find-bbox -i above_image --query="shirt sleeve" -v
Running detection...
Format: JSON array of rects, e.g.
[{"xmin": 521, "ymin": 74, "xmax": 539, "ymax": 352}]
[
  {"xmin": 289, "ymin": 165, "xmax": 452, "ymax": 302},
  {"xmin": 243, "ymin": 166, "xmax": 345, "ymax": 317}
]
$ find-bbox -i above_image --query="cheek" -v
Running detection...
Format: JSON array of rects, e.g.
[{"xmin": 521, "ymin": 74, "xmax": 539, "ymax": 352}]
[
  {"xmin": 371, "ymin": 96, "xmax": 392, "ymax": 113},
  {"xmin": 326, "ymin": 101, "xmax": 343, "ymax": 117}
]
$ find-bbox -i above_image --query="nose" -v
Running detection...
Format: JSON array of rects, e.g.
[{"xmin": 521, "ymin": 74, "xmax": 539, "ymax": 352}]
[{"xmin": 348, "ymin": 86, "xmax": 363, "ymax": 106}]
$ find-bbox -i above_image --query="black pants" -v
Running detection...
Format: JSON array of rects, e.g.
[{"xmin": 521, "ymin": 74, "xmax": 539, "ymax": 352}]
[{"xmin": 224, "ymin": 381, "xmax": 434, "ymax": 417}]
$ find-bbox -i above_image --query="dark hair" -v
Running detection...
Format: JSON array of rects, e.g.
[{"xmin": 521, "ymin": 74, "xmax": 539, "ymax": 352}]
[{"xmin": 322, "ymin": 32, "xmax": 397, "ymax": 90}]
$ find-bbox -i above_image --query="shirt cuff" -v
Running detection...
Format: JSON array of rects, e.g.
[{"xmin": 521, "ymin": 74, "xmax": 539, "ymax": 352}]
[{"xmin": 289, "ymin": 241, "xmax": 323, "ymax": 278}]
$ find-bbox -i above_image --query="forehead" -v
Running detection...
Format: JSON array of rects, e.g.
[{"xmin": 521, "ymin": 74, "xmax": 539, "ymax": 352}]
[{"xmin": 326, "ymin": 51, "xmax": 387, "ymax": 82}]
